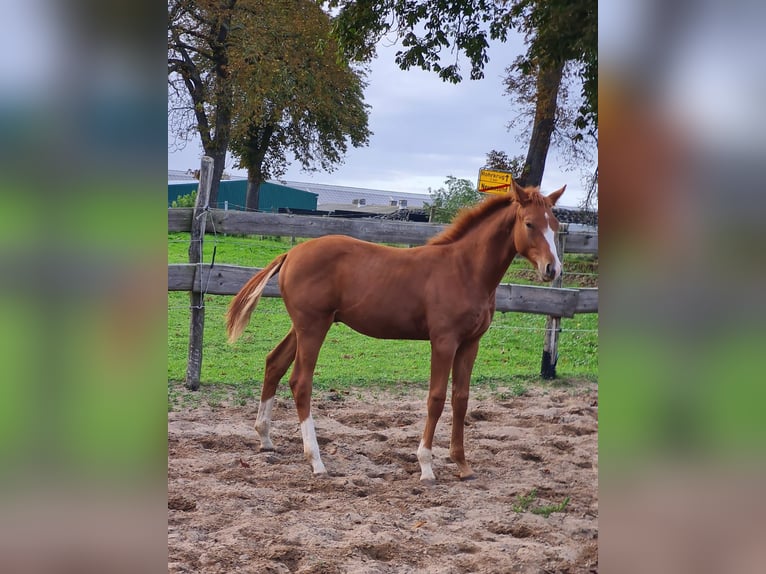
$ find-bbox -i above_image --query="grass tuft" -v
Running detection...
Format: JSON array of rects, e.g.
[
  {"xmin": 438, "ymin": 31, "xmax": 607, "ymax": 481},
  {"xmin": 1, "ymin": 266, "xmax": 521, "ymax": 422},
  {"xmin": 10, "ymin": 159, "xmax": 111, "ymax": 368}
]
[{"xmin": 512, "ymin": 489, "xmax": 571, "ymax": 518}]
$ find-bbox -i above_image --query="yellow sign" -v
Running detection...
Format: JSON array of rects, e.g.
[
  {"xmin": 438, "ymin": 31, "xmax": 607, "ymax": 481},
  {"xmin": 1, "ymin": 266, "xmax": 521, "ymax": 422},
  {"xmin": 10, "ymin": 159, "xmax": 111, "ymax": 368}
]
[{"xmin": 477, "ymin": 169, "xmax": 513, "ymax": 195}]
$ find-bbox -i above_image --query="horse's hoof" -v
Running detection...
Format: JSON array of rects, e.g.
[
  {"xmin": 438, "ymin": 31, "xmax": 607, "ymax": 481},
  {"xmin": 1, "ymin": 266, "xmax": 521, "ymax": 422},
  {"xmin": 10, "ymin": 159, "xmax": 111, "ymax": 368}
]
[
  {"xmin": 259, "ymin": 446, "xmax": 275, "ymax": 453},
  {"xmin": 420, "ymin": 478, "xmax": 437, "ymax": 487},
  {"xmin": 459, "ymin": 473, "xmax": 477, "ymax": 481}
]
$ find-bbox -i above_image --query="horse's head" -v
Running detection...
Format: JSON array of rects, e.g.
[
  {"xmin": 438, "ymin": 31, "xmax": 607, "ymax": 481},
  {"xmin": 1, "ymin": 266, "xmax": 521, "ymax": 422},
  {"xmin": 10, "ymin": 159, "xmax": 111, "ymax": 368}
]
[{"xmin": 511, "ymin": 181, "xmax": 566, "ymax": 282}]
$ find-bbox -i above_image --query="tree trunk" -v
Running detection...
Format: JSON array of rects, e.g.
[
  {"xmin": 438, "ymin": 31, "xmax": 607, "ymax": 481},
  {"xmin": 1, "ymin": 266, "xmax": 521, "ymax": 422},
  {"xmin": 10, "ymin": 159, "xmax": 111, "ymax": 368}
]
[
  {"xmin": 517, "ymin": 60, "xmax": 565, "ymax": 188},
  {"xmin": 242, "ymin": 124, "xmax": 274, "ymax": 212},
  {"xmin": 208, "ymin": 151, "xmax": 226, "ymax": 208},
  {"xmin": 245, "ymin": 165, "xmax": 263, "ymax": 212}
]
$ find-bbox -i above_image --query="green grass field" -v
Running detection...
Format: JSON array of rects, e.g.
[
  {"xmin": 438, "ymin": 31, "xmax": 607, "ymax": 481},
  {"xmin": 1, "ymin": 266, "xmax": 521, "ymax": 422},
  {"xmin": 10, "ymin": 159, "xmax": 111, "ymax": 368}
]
[{"xmin": 168, "ymin": 233, "xmax": 597, "ymax": 407}]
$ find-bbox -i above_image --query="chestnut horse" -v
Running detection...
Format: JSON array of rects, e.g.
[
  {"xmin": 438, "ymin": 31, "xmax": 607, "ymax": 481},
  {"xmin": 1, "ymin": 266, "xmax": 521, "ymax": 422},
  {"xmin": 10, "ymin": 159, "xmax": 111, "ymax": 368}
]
[{"xmin": 226, "ymin": 181, "xmax": 565, "ymax": 482}]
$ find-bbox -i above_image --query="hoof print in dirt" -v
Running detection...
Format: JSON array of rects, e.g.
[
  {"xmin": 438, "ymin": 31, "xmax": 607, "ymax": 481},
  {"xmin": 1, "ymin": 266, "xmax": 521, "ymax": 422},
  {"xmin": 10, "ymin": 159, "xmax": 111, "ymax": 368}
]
[{"xmin": 168, "ymin": 495, "xmax": 196, "ymax": 512}]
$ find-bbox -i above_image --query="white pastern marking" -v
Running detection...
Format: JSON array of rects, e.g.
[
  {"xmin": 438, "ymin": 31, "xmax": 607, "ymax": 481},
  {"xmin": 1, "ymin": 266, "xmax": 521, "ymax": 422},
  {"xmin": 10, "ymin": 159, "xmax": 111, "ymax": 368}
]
[
  {"xmin": 417, "ymin": 439, "xmax": 436, "ymax": 482},
  {"xmin": 255, "ymin": 397, "xmax": 275, "ymax": 450},
  {"xmin": 542, "ymin": 214, "xmax": 561, "ymax": 277},
  {"xmin": 301, "ymin": 415, "xmax": 327, "ymax": 475}
]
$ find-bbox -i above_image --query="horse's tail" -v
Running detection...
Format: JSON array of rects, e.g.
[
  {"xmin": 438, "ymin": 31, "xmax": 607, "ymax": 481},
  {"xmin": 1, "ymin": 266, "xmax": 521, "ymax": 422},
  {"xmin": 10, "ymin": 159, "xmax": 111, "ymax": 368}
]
[{"xmin": 226, "ymin": 253, "xmax": 287, "ymax": 343}]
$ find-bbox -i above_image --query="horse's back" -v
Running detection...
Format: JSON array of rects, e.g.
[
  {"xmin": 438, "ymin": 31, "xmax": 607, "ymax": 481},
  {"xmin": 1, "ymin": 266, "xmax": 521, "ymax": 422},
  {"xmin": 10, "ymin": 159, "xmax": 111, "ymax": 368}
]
[{"xmin": 282, "ymin": 235, "xmax": 424, "ymax": 282}]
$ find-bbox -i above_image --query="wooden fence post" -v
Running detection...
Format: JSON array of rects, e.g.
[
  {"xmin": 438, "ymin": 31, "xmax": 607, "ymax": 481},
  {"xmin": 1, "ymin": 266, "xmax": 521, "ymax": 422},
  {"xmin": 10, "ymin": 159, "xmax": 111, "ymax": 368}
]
[
  {"xmin": 541, "ymin": 223, "xmax": 568, "ymax": 379},
  {"xmin": 185, "ymin": 156, "xmax": 214, "ymax": 390}
]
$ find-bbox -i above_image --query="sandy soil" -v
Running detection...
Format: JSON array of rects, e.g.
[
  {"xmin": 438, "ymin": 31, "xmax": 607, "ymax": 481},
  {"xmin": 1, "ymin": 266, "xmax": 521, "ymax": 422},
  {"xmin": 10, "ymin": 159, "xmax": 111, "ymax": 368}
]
[{"xmin": 168, "ymin": 382, "xmax": 598, "ymax": 573}]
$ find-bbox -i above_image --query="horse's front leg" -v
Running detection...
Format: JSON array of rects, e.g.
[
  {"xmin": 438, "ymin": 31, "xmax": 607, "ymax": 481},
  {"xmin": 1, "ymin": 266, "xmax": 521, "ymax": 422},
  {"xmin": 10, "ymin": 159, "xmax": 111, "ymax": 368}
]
[
  {"xmin": 450, "ymin": 337, "xmax": 480, "ymax": 480},
  {"xmin": 418, "ymin": 338, "xmax": 458, "ymax": 483}
]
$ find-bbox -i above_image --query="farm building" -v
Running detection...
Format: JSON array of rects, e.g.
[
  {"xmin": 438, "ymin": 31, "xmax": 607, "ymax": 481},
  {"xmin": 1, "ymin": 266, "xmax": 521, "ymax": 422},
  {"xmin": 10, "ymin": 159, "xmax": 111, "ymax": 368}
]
[
  {"xmin": 168, "ymin": 172, "xmax": 318, "ymax": 212},
  {"xmin": 168, "ymin": 171, "xmax": 595, "ymax": 225},
  {"xmin": 168, "ymin": 171, "xmax": 429, "ymax": 216},
  {"xmin": 279, "ymin": 180, "xmax": 430, "ymax": 215}
]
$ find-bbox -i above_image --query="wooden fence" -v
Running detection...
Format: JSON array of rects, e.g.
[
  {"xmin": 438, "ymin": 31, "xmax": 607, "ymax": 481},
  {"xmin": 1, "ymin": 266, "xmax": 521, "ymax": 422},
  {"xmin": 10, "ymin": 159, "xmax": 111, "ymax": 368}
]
[
  {"xmin": 167, "ymin": 208, "xmax": 598, "ymax": 253},
  {"xmin": 168, "ymin": 160, "xmax": 598, "ymax": 388}
]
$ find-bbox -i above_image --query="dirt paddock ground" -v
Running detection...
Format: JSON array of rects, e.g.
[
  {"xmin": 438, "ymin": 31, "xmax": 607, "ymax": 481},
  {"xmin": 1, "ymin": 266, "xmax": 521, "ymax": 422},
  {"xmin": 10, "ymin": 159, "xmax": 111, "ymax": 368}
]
[{"xmin": 168, "ymin": 381, "xmax": 598, "ymax": 573}]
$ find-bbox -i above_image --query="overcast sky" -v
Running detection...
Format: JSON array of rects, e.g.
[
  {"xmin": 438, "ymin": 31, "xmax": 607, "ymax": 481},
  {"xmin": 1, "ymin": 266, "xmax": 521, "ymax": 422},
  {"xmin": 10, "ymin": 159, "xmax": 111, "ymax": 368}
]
[{"xmin": 168, "ymin": 34, "xmax": 596, "ymax": 209}]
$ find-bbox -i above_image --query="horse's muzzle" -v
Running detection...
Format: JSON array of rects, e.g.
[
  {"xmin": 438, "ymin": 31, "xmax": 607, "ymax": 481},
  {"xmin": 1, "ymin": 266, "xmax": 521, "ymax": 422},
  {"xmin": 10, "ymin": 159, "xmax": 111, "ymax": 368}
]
[{"xmin": 541, "ymin": 262, "xmax": 560, "ymax": 282}]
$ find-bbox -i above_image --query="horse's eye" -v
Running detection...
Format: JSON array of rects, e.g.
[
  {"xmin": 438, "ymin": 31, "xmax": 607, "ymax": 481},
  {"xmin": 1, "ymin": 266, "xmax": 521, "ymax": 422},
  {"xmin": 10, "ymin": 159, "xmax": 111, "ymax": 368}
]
[{"xmin": 525, "ymin": 222, "xmax": 533, "ymax": 229}]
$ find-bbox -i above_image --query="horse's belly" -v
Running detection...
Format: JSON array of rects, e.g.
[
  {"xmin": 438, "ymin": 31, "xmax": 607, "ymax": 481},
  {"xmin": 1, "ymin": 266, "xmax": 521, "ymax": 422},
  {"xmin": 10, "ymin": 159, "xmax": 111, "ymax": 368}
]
[{"xmin": 335, "ymin": 310, "xmax": 429, "ymax": 340}]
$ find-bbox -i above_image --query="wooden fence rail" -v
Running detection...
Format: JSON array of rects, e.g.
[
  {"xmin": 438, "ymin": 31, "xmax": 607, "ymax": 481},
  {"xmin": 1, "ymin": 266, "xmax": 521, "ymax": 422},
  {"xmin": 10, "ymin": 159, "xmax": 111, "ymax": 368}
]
[
  {"xmin": 168, "ymin": 208, "xmax": 598, "ymax": 254},
  {"xmin": 168, "ymin": 165, "xmax": 597, "ymax": 388},
  {"xmin": 168, "ymin": 263, "xmax": 598, "ymax": 316}
]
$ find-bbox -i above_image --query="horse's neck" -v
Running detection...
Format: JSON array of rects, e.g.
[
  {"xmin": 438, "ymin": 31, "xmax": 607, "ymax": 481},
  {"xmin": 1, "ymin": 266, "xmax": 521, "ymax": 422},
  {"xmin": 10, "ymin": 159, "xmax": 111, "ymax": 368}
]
[{"xmin": 455, "ymin": 205, "xmax": 519, "ymax": 290}]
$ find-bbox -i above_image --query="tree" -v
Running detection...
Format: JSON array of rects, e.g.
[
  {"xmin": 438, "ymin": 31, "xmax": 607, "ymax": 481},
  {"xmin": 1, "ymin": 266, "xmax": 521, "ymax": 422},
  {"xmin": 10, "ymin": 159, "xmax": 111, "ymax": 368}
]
[
  {"xmin": 168, "ymin": 0, "xmax": 238, "ymax": 207},
  {"xmin": 499, "ymin": 0, "xmax": 597, "ymax": 186},
  {"xmin": 227, "ymin": 0, "xmax": 371, "ymax": 210},
  {"xmin": 169, "ymin": 0, "xmax": 371, "ymax": 210},
  {"xmin": 329, "ymin": 0, "xmax": 597, "ymax": 186},
  {"xmin": 504, "ymin": 62, "xmax": 591, "ymax": 180},
  {"xmin": 425, "ymin": 176, "xmax": 481, "ymax": 223}
]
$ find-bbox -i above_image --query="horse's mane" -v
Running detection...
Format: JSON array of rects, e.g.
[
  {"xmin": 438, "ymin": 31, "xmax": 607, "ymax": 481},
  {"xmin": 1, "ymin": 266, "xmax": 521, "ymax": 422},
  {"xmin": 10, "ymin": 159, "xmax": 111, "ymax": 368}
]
[{"xmin": 428, "ymin": 187, "xmax": 547, "ymax": 246}]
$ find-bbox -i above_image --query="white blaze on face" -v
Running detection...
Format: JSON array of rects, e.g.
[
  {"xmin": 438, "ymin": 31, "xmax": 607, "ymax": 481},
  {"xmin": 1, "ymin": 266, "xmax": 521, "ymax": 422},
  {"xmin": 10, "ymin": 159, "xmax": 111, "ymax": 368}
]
[
  {"xmin": 417, "ymin": 439, "xmax": 436, "ymax": 482},
  {"xmin": 542, "ymin": 213, "xmax": 561, "ymax": 278},
  {"xmin": 255, "ymin": 397, "xmax": 275, "ymax": 450},
  {"xmin": 300, "ymin": 414, "xmax": 327, "ymax": 475}
]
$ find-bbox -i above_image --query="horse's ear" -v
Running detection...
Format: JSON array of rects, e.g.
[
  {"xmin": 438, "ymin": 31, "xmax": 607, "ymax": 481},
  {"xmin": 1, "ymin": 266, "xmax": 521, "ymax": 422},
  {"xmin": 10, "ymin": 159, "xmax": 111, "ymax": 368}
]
[
  {"xmin": 547, "ymin": 185, "xmax": 566, "ymax": 206},
  {"xmin": 510, "ymin": 180, "xmax": 532, "ymax": 204}
]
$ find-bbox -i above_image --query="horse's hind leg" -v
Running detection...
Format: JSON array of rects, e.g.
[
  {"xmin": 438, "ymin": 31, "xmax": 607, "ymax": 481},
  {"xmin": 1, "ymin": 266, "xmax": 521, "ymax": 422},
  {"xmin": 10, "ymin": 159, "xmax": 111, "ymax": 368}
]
[
  {"xmin": 255, "ymin": 328, "xmax": 297, "ymax": 451},
  {"xmin": 450, "ymin": 338, "xmax": 480, "ymax": 480},
  {"xmin": 289, "ymin": 317, "xmax": 332, "ymax": 475}
]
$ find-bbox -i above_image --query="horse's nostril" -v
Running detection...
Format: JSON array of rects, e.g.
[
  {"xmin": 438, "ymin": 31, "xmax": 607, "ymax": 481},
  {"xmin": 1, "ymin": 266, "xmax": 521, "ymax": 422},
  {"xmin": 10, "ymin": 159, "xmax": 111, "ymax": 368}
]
[{"xmin": 545, "ymin": 263, "xmax": 553, "ymax": 276}]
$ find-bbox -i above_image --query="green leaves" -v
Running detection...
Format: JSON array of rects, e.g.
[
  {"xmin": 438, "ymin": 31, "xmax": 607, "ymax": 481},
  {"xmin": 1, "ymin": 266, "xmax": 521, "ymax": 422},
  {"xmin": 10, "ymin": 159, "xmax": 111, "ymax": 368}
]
[
  {"xmin": 224, "ymin": 0, "xmax": 371, "ymax": 195},
  {"xmin": 425, "ymin": 176, "xmax": 481, "ymax": 223},
  {"xmin": 329, "ymin": 0, "xmax": 596, "ymax": 133}
]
